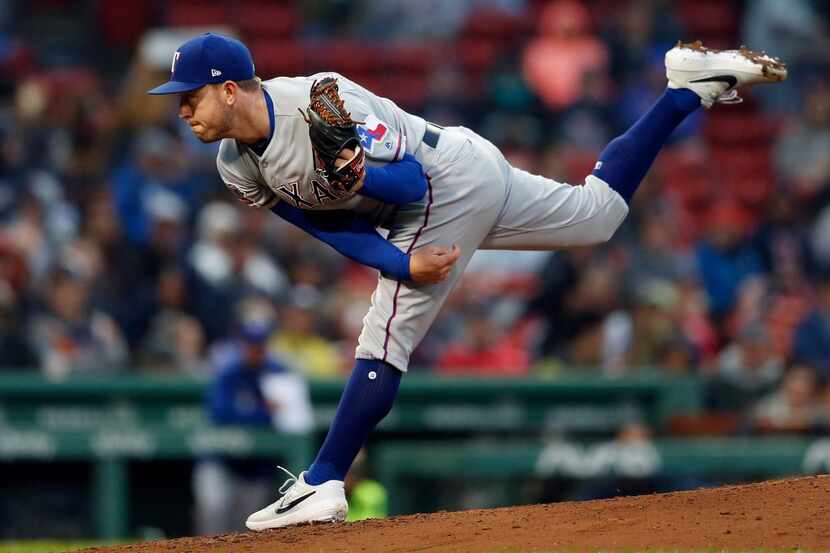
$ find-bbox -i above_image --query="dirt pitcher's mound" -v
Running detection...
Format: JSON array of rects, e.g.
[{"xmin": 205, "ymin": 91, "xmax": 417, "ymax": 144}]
[{"xmin": 84, "ymin": 476, "xmax": 830, "ymax": 553}]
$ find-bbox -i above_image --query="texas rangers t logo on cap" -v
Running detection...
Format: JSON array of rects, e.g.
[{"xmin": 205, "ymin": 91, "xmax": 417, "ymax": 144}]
[{"xmin": 148, "ymin": 33, "xmax": 256, "ymax": 95}]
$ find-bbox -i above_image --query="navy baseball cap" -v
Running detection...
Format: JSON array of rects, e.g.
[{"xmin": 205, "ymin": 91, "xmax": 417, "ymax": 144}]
[
  {"xmin": 240, "ymin": 321, "xmax": 273, "ymax": 344},
  {"xmin": 148, "ymin": 33, "xmax": 255, "ymax": 95}
]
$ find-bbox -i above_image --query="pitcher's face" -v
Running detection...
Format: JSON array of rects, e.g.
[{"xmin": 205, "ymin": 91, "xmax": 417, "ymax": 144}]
[{"xmin": 178, "ymin": 84, "xmax": 232, "ymax": 143}]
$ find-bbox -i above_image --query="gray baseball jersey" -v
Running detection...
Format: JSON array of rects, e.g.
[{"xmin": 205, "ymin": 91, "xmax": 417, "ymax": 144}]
[{"xmin": 217, "ymin": 73, "xmax": 629, "ymax": 371}]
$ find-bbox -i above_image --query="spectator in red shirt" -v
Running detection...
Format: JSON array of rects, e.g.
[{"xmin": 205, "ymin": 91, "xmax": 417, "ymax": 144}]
[
  {"xmin": 436, "ymin": 303, "xmax": 530, "ymax": 376},
  {"xmin": 522, "ymin": 0, "xmax": 609, "ymax": 111}
]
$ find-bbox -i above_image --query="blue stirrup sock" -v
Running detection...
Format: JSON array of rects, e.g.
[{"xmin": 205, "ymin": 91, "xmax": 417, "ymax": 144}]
[
  {"xmin": 592, "ymin": 88, "xmax": 701, "ymax": 203},
  {"xmin": 305, "ymin": 358, "xmax": 402, "ymax": 485}
]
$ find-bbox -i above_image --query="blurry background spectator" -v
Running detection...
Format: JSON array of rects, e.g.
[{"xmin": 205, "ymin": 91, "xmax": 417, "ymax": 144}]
[
  {"xmin": 269, "ymin": 285, "xmax": 344, "ymax": 379},
  {"xmin": 792, "ymin": 272, "xmax": 830, "ymax": 377},
  {"xmin": 751, "ymin": 364, "xmax": 823, "ymax": 434},
  {"xmin": 706, "ymin": 323, "xmax": 783, "ymax": 411},
  {"xmin": 774, "ymin": 83, "xmax": 830, "ymax": 206},
  {"xmin": 523, "ymin": 0, "xmax": 608, "ymax": 112},
  {"xmin": 742, "ymin": 0, "xmax": 830, "ymax": 113},
  {"xmin": 28, "ymin": 266, "xmax": 127, "ymax": 380},
  {"xmin": 193, "ymin": 317, "xmax": 311, "ymax": 534},
  {"xmin": 436, "ymin": 300, "xmax": 531, "ymax": 376}
]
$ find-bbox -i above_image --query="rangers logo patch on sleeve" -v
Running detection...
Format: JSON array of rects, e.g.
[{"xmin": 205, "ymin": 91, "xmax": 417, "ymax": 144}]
[
  {"xmin": 357, "ymin": 118, "xmax": 387, "ymax": 150},
  {"xmin": 356, "ymin": 115, "xmax": 403, "ymax": 161}
]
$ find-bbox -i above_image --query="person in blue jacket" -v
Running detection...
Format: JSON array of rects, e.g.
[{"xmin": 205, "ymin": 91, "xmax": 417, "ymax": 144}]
[{"xmin": 193, "ymin": 320, "xmax": 297, "ymax": 534}]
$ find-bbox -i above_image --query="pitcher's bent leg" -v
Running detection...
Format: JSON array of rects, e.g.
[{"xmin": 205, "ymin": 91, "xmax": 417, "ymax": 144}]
[
  {"xmin": 483, "ymin": 88, "xmax": 703, "ymax": 251},
  {"xmin": 482, "ymin": 170, "xmax": 629, "ymax": 250}
]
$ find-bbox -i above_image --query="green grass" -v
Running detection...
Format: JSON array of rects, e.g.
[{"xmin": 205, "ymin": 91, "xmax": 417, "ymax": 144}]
[{"xmin": 0, "ymin": 541, "xmax": 127, "ymax": 553}]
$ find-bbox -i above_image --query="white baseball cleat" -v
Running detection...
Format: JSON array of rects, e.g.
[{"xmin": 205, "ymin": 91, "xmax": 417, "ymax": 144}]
[
  {"xmin": 245, "ymin": 467, "xmax": 348, "ymax": 531},
  {"xmin": 665, "ymin": 40, "xmax": 787, "ymax": 109}
]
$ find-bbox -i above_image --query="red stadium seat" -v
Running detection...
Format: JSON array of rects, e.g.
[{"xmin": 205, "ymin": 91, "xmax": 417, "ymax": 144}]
[
  {"xmin": 235, "ymin": 3, "xmax": 300, "ymax": 38},
  {"xmin": 165, "ymin": 2, "xmax": 229, "ymax": 27},
  {"xmin": 460, "ymin": 8, "xmax": 534, "ymax": 44},
  {"xmin": 306, "ymin": 40, "xmax": 380, "ymax": 75},
  {"xmin": 676, "ymin": 0, "xmax": 738, "ymax": 42},
  {"xmin": 709, "ymin": 147, "xmax": 771, "ymax": 178},
  {"xmin": 376, "ymin": 74, "xmax": 429, "ymax": 109},
  {"xmin": 704, "ymin": 143, "xmax": 774, "ymax": 207},
  {"xmin": 727, "ymin": 174, "xmax": 773, "ymax": 206},
  {"xmin": 704, "ymin": 113, "xmax": 780, "ymax": 145},
  {"xmin": 348, "ymin": 74, "xmax": 384, "ymax": 95},
  {"xmin": 657, "ymin": 148, "xmax": 717, "ymax": 209},
  {"xmin": 564, "ymin": 149, "xmax": 599, "ymax": 184},
  {"xmin": 670, "ymin": 175, "xmax": 714, "ymax": 210},
  {"xmin": 97, "ymin": 0, "xmax": 153, "ymax": 47},
  {"xmin": 381, "ymin": 43, "xmax": 436, "ymax": 75},
  {"xmin": 456, "ymin": 38, "xmax": 502, "ymax": 72},
  {"xmin": 249, "ymin": 39, "xmax": 307, "ymax": 77}
]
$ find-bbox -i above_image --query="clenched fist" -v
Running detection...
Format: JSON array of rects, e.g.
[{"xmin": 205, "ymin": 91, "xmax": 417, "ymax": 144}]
[{"xmin": 409, "ymin": 245, "xmax": 461, "ymax": 284}]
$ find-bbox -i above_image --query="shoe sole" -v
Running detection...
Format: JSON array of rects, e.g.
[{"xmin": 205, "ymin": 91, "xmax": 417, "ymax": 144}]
[
  {"xmin": 672, "ymin": 40, "xmax": 787, "ymax": 82},
  {"xmin": 246, "ymin": 501, "xmax": 348, "ymax": 531}
]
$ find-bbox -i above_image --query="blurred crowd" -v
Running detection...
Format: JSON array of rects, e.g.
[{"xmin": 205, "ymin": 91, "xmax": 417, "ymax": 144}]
[{"xmin": 1, "ymin": 0, "xmax": 830, "ymax": 434}]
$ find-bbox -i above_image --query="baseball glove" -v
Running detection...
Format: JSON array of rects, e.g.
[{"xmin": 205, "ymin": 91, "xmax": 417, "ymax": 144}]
[{"xmin": 300, "ymin": 77, "xmax": 366, "ymax": 197}]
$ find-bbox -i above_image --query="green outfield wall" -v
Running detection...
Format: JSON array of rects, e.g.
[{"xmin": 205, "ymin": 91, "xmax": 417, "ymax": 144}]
[{"xmin": 0, "ymin": 374, "xmax": 824, "ymax": 538}]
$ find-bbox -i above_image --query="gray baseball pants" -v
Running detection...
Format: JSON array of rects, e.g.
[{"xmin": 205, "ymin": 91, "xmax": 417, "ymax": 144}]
[{"xmin": 355, "ymin": 126, "xmax": 629, "ymax": 371}]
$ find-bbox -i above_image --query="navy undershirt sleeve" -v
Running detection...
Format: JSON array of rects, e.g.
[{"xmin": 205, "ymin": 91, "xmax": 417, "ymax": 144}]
[
  {"xmin": 271, "ymin": 202, "xmax": 411, "ymax": 281},
  {"xmin": 359, "ymin": 153, "xmax": 426, "ymax": 205}
]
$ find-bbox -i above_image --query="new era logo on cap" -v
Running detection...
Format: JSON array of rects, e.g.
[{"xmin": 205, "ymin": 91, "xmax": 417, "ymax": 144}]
[{"xmin": 148, "ymin": 33, "xmax": 255, "ymax": 95}]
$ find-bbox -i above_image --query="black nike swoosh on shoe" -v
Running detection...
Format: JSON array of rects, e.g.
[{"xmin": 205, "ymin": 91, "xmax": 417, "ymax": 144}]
[
  {"xmin": 276, "ymin": 491, "xmax": 317, "ymax": 514},
  {"xmin": 688, "ymin": 75, "xmax": 738, "ymax": 89}
]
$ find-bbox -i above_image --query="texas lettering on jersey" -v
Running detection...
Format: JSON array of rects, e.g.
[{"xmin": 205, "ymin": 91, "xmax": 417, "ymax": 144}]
[
  {"xmin": 223, "ymin": 177, "xmax": 277, "ymax": 208},
  {"xmin": 223, "ymin": 175, "xmax": 346, "ymax": 209},
  {"xmin": 272, "ymin": 178, "xmax": 345, "ymax": 208}
]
